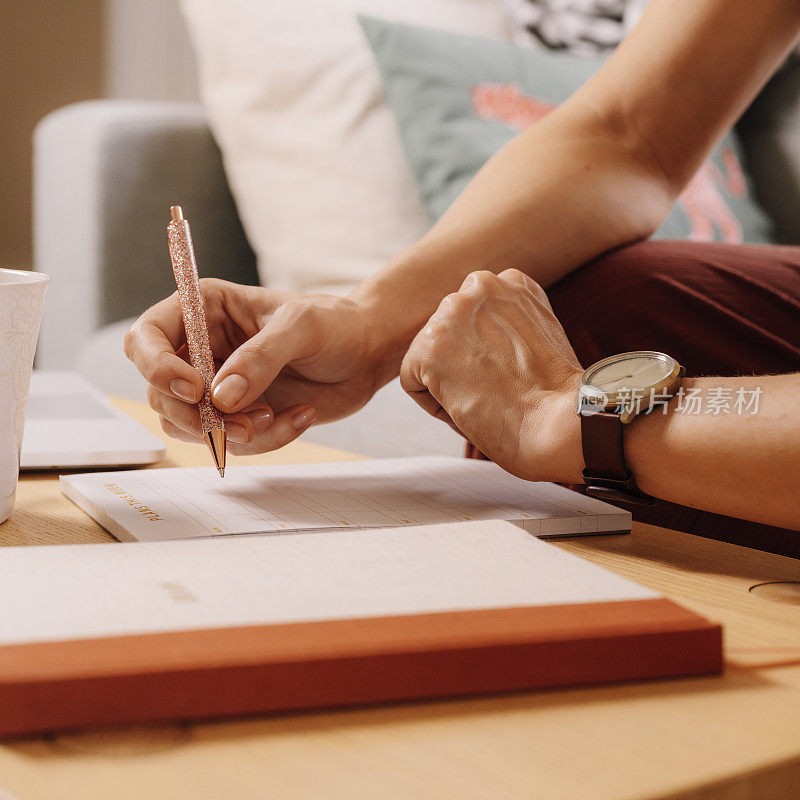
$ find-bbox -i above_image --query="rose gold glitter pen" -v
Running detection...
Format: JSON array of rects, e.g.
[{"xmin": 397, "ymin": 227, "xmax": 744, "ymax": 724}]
[{"xmin": 167, "ymin": 205, "xmax": 226, "ymax": 477}]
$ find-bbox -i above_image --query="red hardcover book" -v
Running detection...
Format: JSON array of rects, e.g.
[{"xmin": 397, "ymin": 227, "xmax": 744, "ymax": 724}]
[{"xmin": 0, "ymin": 522, "xmax": 721, "ymax": 737}]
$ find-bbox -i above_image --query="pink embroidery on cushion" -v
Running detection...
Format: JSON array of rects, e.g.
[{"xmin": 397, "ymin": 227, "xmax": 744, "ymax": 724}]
[
  {"xmin": 720, "ymin": 146, "xmax": 747, "ymax": 197},
  {"xmin": 471, "ymin": 82, "xmax": 555, "ymax": 128},
  {"xmin": 679, "ymin": 163, "xmax": 743, "ymax": 242},
  {"xmin": 471, "ymin": 82, "xmax": 745, "ymax": 243}
]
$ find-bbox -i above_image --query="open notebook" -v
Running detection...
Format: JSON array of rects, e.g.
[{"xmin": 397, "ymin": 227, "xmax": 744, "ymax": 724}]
[
  {"xmin": 61, "ymin": 456, "xmax": 632, "ymax": 542},
  {"xmin": 0, "ymin": 521, "xmax": 721, "ymax": 736}
]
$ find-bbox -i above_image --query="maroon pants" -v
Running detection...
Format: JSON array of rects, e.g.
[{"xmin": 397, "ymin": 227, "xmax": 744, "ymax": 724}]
[{"xmin": 469, "ymin": 240, "xmax": 800, "ymax": 558}]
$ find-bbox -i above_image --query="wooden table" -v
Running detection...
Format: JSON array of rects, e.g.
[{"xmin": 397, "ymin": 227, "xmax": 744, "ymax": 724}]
[{"xmin": 1, "ymin": 398, "xmax": 800, "ymax": 800}]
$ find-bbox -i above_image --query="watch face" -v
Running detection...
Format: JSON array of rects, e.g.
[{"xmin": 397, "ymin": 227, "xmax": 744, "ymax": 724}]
[{"xmin": 583, "ymin": 352, "xmax": 676, "ymax": 394}]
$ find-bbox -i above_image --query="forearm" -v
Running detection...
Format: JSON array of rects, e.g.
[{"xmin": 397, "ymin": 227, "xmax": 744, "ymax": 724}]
[
  {"xmin": 351, "ymin": 0, "xmax": 800, "ymax": 383},
  {"xmin": 351, "ymin": 105, "xmax": 668, "ymax": 380},
  {"xmin": 625, "ymin": 374, "xmax": 800, "ymax": 529}
]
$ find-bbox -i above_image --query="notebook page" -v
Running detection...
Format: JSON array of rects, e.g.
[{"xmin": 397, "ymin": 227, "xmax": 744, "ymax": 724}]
[{"xmin": 61, "ymin": 456, "xmax": 631, "ymax": 543}]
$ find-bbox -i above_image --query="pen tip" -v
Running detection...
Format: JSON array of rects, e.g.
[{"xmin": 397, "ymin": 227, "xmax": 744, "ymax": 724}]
[{"xmin": 205, "ymin": 429, "xmax": 227, "ymax": 478}]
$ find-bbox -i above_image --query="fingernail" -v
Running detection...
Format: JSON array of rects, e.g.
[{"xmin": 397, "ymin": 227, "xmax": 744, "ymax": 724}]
[
  {"xmin": 226, "ymin": 422, "xmax": 250, "ymax": 444},
  {"xmin": 248, "ymin": 408, "xmax": 273, "ymax": 429},
  {"xmin": 170, "ymin": 378, "xmax": 198, "ymax": 403},
  {"xmin": 291, "ymin": 406, "xmax": 316, "ymax": 431},
  {"xmin": 212, "ymin": 374, "xmax": 249, "ymax": 410}
]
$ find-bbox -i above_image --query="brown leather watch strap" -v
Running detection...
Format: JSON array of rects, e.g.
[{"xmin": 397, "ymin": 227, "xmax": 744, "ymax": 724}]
[
  {"xmin": 580, "ymin": 412, "xmax": 654, "ymax": 505},
  {"xmin": 580, "ymin": 412, "xmax": 629, "ymax": 482}
]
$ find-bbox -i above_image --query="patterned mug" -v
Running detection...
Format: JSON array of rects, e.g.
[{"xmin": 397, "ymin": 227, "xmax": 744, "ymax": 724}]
[{"xmin": 0, "ymin": 269, "xmax": 49, "ymax": 524}]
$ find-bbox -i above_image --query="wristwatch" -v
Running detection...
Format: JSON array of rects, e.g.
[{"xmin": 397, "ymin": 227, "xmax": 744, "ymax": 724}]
[{"xmin": 578, "ymin": 350, "xmax": 684, "ymax": 504}]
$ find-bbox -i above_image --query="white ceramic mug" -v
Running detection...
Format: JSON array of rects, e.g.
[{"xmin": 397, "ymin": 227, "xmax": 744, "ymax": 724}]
[{"xmin": 0, "ymin": 269, "xmax": 49, "ymax": 524}]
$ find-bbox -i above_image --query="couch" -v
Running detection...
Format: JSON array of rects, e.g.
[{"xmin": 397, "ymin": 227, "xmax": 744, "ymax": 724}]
[{"xmin": 31, "ymin": 56, "xmax": 800, "ymax": 456}]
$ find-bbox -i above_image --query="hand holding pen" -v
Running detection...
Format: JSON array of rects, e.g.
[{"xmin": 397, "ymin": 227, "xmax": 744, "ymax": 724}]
[{"xmin": 128, "ymin": 205, "xmax": 382, "ymax": 454}]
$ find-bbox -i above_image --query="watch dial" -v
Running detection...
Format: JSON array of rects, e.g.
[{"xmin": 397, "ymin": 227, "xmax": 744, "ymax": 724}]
[{"xmin": 586, "ymin": 354, "xmax": 673, "ymax": 392}]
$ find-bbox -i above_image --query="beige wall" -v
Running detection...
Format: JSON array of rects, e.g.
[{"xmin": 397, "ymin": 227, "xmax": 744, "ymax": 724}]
[
  {"xmin": 0, "ymin": 0, "xmax": 200, "ymax": 269},
  {"xmin": 0, "ymin": 1, "xmax": 105, "ymax": 269}
]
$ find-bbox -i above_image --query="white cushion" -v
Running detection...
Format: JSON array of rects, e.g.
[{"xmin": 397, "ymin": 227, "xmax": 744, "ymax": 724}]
[{"xmin": 180, "ymin": 0, "xmax": 507, "ymax": 295}]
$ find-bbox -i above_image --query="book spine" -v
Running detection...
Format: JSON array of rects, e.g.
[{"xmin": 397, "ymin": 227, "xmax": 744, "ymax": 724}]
[{"xmin": 0, "ymin": 622, "xmax": 721, "ymax": 737}]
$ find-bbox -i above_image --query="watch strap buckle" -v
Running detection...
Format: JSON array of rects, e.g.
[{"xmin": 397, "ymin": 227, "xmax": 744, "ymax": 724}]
[{"xmin": 582, "ymin": 470, "xmax": 656, "ymax": 506}]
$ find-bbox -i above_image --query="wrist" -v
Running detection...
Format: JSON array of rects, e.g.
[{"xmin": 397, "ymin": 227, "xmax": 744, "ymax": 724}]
[
  {"xmin": 348, "ymin": 288, "xmax": 417, "ymax": 388},
  {"xmin": 623, "ymin": 376, "xmax": 699, "ymax": 498},
  {"xmin": 520, "ymin": 376, "xmax": 585, "ymax": 485},
  {"xmin": 348, "ymin": 247, "xmax": 452, "ymax": 385}
]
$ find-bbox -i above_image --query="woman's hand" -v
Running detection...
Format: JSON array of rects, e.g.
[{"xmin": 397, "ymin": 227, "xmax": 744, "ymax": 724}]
[
  {"xmin": 400, "ymin": 269, "xmax": 585, "ymax": 483},
  {"xmin": 124, "ymin": 279, "xmax": 398, "ymax": 455}
]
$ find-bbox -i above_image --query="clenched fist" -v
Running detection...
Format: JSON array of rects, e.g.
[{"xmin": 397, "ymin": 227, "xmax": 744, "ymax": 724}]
[{"xmin": 400, "ymin": 269, "xmax": 585, "ymax": 483}]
